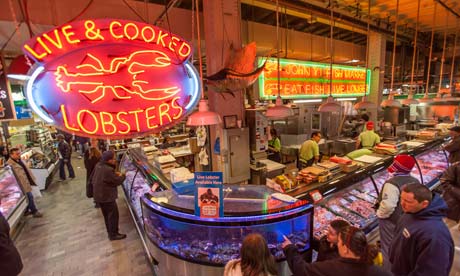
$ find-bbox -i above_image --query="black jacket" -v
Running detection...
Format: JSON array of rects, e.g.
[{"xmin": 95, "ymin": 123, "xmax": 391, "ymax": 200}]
[
  {"xmin": 84, "ymin": 149, "xmax": 100, "ymax": 180},
  {"xmin": 0, "ymin": 212, "xmax": 23, "ymax": 276},
  {"xmin": 284, "ymin": 244, "xmax": 390, "ymax": 276},
  {"xmin": 444, "ymin": 135, "xmax": 460, "ymax": 163},
  {"xmin": 92, "ymin": 161, "xmax": 125, "ymax": 203},
  {"xmin": 58, "ymin": 140, "xmax": 72, "ymax": 160},
  {"xmin": 316, "ymin": 236, "xmax": 339, "ymax": 262},
  {"xmin": 440, "ymin": 161, "xmax": 460, "ymax": 221},
  {"xmin": 389, "ymin": 194, "xmax": 454, "ymax": 276}
]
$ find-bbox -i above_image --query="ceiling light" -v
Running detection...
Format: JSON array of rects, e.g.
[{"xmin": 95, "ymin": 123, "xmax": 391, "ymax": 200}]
[
  {"xmin": 337, "ymin": 97, "xmax": 357, "ymax": 101},
  {"xmin": 318, "ymin": 96, "xmax": 341, "ymax": 112},
  {"xmin": 266, "ymin": 96, "xmax": 294, "ymax": 119},
  {"xmin": 400, "ymin": 93, "xmax": 419, "ymax": 106},
  {"xmin": 293, "ymin": 99, "xmax": 322, "ymax": 103},
  {"xmin": 354, "ymin": 95, "xmax": 377, "ymax": 110},
  {"xmin": 186, "ymin": 99, "xmax": 221, "ymax": 126},
  {"xmin": 380, "ymin": 93, "xmax": 401, "ymax": 108},
  {"xmin": 344, "ymin": 59, "xmax": 360, "ymax": 63}
]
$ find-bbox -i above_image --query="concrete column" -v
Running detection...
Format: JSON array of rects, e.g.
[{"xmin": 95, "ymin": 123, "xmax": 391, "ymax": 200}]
[
  {"xmin": 202, "ymin": 0, "xmax": 246, "ymax": 172},
  {"xmin": 368, "ymin": 31, "xmax": 386, "ymax": 122}
]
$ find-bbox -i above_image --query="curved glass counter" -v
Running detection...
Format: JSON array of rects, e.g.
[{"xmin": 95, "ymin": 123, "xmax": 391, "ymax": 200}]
[{"xmin": 141, "ymin": 185, "xmax": 313, "ymax": 266}]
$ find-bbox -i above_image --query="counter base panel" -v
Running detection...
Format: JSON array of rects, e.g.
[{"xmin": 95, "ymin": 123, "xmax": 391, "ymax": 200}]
[
  {"xmin": 8, "ymin": 196, "xmax": 27, "ymax": 237},
  {"xmin": 121, "ymin": 193, "xmax": 156, "ymax": 275},
  {"xmin": 146, "ymin": 238, "xmax": 296, "ymax": 276}
]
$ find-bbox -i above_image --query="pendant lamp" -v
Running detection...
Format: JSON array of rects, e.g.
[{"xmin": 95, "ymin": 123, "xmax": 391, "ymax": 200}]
[
  {"xmin": 7, "ymin": 55, "xmax": 33, "ymax": 80},
  {"xmin": 401, "ymin": 0, "xmax": 420, "ymax": 106},
  {"xmin": 419, "ymin": 2, "xmax": 438, "ymax": 105},
  {"xmin": 186, "ymin": 0, "xmax": 221, "ymax": 126},
  {"xmin": 318, "ymin": 1, "xmax": 341, "ymax": 113},
  {"xmin": 266, "ymin": 0, "xmax": 293, "ymax": 119},
  {"xmin": 381, "ymin": 0, "xmax": 401, "ymax": 108},
  {"xmin": 354, "ymin": 0, "xmax": 377, "ymax": 110}
]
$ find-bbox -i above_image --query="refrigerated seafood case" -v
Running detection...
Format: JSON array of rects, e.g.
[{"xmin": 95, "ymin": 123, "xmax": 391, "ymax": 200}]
[
  {"xmin": 142, "ymin": 185, "xmax": 313, "ymax": 275},
  {"xmin": 293, "ymin": 137, "xmax": 449, "ymax": 241},
  {"xmin": 0, "ymin": 166, "xmax": 27, "ymax": 233}
]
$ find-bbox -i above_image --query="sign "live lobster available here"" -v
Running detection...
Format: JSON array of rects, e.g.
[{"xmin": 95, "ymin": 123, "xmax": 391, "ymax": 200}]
[{"xmin": 23, "ymin": 19, "xmax": 200, "ymax": 138}]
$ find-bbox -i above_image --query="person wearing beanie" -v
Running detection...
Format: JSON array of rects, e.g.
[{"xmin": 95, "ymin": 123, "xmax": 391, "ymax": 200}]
[
  {"xmin": 91, "ymin": 150, "xmax": 126, "ymax": 241},
  {"xmin": 356, "ymin": 121, "xmax": 380, "ymax": 149},
  {"xmin": 375, "ymin": 154, "xmax": 420, "ymax": 271}
]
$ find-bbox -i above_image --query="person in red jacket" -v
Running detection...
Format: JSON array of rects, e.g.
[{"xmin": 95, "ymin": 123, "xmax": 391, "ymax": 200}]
[{"xmin": 282, "ymin": 226, "xmax": 390, "ymax": 276}]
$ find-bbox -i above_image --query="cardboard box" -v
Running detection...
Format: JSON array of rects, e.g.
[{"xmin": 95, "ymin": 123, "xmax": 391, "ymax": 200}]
[{"xmin": 172, "ymin": 179, "xmax": 195, "ymax": 195}]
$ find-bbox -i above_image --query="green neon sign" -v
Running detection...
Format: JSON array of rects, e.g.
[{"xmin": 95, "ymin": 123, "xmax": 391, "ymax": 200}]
[{"xmin": 258, "ymin": 57, "xmax": 371, "ymax": 99}]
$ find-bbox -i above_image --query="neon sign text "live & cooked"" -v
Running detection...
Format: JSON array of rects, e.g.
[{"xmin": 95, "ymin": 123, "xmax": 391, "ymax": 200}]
[{"xmin": 23, "ymin": 19, "xmax": 200, "ymax": 138}]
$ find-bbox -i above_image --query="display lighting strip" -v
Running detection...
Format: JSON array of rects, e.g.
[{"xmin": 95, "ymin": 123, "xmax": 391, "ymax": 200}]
[{"xmin": 336, "ymin": 97, "xmax": 357, "ymax": 101}]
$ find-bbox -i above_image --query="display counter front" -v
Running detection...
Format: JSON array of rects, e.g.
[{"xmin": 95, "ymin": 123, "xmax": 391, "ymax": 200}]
[
  {"xmin": 142, "ymin": 185, "xmax": 313, "ymax": 275},
  {"xmin": 0, "ymin": 166, "xmax": 27, "ymax": 232},
  {"xmin": 287, "ymin": 137, "xmax": 449, "ymax": 241},
  {"xmin": 21, "ymin": 147, "xmax": 58, "ymax": 190}
]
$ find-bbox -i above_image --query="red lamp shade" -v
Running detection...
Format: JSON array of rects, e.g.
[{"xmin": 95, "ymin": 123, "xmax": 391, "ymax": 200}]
[{"xmin": 7, "ymin": 55, "xmax": 33, "ymax": 80}]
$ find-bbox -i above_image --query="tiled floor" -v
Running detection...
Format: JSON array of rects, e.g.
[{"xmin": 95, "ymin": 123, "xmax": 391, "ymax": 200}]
[{"xmin": 14, "ymin": 156, "xmax": 152, "ymax": 276}]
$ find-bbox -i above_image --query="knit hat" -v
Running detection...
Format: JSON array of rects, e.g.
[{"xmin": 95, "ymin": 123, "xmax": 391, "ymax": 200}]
[
  {"xmin": 388, "ymin": 154, "xmax": 415, "ymax": 174},
  {"xmin": 101, "ymin": 151, "xmax": 115, "ymax": 162},
  {"xmin": 366, "ymin": 121, "xmax": 374, "ymax": 130}
]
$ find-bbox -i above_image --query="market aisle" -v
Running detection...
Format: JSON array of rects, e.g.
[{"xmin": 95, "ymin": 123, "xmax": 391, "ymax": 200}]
[
  {"xmin": 13, "ymin": 156, "xmax": 152, "ymax": 276},
  {"xmin": 450, "ymin": 224, "xmax": 460, "ymax": 276}
]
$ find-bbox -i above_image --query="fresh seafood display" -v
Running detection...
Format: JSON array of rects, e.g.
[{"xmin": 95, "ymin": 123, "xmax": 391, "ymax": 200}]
[
  {"xmin": 143, "ymin": 208, "xmax": 311, "ymax": 265},
  {"xmin": 313, "ymin": 206, "xmax": 342, "ymax": 239},
  {"xmin": 416, "ymin": 149, "xmax": 448, "ymax": 185},
  {"xmin": 0, "ymin": 168, "xmax": 24, "ymax": 218}
]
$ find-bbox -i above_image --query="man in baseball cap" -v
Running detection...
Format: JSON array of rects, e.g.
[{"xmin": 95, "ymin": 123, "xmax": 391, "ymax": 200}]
[
  {"xmin": 375, "ymin": 154, "xmax": 421, "ymax": 270},
  {"xmin": 356, "ymin": 121, "xmax": 381, "ymax": 149},
  {"xmin": 444, "ymin": 126, "xmax": 460, "ymax": 164}
]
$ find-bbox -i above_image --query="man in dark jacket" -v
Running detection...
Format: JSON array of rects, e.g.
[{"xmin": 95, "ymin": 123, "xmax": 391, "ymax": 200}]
[
  {"xmin": 444, "ymin": 126, "xmax": 460, "ymax": 164},
  {"xmin": 389, "ymin": 183, "xmax": 454, "ymax": 276},
  {"xmin": 57, "ymin": 134, "xmax": 75, "ymax": 180},
  {"xmin": 92, "ymin": 150, "xmax": 126, "ymax": 240},
  {"xmin": 376, "ymin": 154, "xmax": 420, "ymax": 270},
  {"xmin": 440, "ymin": 161, "xmax": 460, "ymax": 230},
  {"xmin": 0, "ymin": 211, "xmax": 23, "ymax": 276}
]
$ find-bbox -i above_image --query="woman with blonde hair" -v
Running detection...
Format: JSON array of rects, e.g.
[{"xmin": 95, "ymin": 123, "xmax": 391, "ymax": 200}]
[{"xmin": 224, "ymin": 233, "xmax": 277, "ymax": 276}]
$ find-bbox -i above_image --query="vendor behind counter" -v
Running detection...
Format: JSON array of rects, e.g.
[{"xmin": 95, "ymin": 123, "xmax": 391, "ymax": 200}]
[
  {"xmin": 356, "ymin": 121, "xmax": 380, "ymax": 149},
  {"xmin": 268, "ymin": 129, "xmax": 281, "ymax": 163},
  {"xmin": 299, "ymin": 131, "xmax": 322, "ymax": 168}
]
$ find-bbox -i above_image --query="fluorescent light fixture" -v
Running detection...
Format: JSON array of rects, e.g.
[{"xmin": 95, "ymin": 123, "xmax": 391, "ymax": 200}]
[
  {"xmin": 7, "ymin": 74, "xmax": 30, "ymax": 81},
  {"xmin": 337, "ymin": 97, "xmax": 357, "ymax": 101},
  {"xmin": 344, "ymin": 59, "xmax": 360, "ymax": 63},
  {"xmin": 292, "ymin": 99, "xmax": 322, "ymax": 103}
]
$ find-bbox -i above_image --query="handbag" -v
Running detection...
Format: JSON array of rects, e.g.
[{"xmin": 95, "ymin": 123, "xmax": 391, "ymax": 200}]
[
  {"xmin": 86, "ymin": 170, "xmax": 95, "ymax": 198},
  {"xmin": 31, "ymin": 185, "xmax": 42, "ymax": 198}
]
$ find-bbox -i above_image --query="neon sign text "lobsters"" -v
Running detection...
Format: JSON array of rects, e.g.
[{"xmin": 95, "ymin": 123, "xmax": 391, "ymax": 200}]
[{"xmin": 23, "ymin": 19, "xmax": 200, "ymax": 138}]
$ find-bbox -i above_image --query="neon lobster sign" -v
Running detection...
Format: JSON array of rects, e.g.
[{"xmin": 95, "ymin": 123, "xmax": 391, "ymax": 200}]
[{"xmin": 23, "ymin": 19, "xmax": 200, "ymax": 138}]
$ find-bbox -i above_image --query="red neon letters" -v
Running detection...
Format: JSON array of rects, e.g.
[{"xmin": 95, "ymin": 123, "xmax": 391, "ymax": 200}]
[{"xmin": 23, "ymin": 19, "xmax": 199, "ymax": 139}]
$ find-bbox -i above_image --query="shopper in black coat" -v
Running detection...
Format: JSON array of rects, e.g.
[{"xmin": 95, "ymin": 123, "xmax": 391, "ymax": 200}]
[
  {"xmin": 317, "ymin": 219, "xmax": 350, "ymax": 262},
  {"xmin": 283, "ymin": 226, "xmax": 390, "ymax": 276},
  {"xmin": 0, "ymin": 211, "xmax": 23, "ymax": 276},
  {"xmin": 84, "ymin": 144, "xmax": 101, "ymax": 199},
  {"xmin": 92, "ymin": 151, "xmax": 126, "ymax": 240},
  {"xmin": 440, "ymin": 161, "xmax": 460, "ymax": 223}
]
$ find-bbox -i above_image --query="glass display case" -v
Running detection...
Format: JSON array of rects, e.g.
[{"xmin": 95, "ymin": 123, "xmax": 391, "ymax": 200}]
[
  {"xmin": 311, "ymin": 138, "xmax": 449, "ymax": 241},
  {"xmin": 0, "ymin": 166, "xmax": 27, "ymax": 230},
  {"xmin": 21, "ymin": 147, "xmax": 57, "ymax": 190},
  {"xmin": 141, "ymin": 185, "xmax": 313, "ymax": 275}
]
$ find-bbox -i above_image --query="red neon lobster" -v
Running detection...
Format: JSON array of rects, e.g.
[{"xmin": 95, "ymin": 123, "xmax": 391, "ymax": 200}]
[{"xmin": 55, "ymin": 50, "xmax": 181, "ymax": 103}]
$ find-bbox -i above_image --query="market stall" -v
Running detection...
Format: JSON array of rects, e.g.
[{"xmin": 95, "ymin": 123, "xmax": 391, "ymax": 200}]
[{"xmin": 0, "ymin": 166, "xmax": 27, "ymax": 234}]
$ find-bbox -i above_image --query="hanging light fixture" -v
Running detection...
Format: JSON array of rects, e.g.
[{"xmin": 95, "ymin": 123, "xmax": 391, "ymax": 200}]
[
  {"xmin": 419, "ymin": 2, "xmax": 437, "ymax": 105},
  {"xmin": 266, "ymin": 0, "xmax": 293, "ymax": 119},
  {"xmin": 354, "ymin": 0, "xmax": 377, "ymax": 110},
  {"xmin": 445, "ymin": 22, "xmax": 458, "ymax": 100},
  {"xmin": 434, "ymin": 12, "xmax": 449, "ymax": 102},
  {"xmin": 318, "ymin": 0, "xmax": 341, "ymax": 113},
  {"xmin": 401, "ymin": 0, "xmax": 420, "ymax": 106},
  {"xmin": 7, "ymin": 55, "xmax": 33, "ymax": 80},
  {"xmin": 381, "ymin": 0, "xmax": 401, "ymax": 108},
  {"xmin": 186, "ymin": 0, "xmax": 221, "ymax": 126}
]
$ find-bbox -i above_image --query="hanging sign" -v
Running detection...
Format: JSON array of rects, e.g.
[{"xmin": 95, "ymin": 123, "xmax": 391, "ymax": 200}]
[
  {"xmin": 0, "ymin": 58, "xmax": 17, "ymax": 121},
  {"xmin": 258, "ymin": 57, "xmax": 371, "ymax": 99},
  {"xmin": 22, "ymin": 19, "xmax": 200, "ymax": 138},
  {"xmin": 194, "ymin": 172, "xmax": 224, "ymax": 218}
]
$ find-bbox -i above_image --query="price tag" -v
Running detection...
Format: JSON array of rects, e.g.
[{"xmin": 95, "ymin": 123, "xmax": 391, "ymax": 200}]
[{"xmin": 309, "ymin": 190, "xmax": 323, "ymax": 203}]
